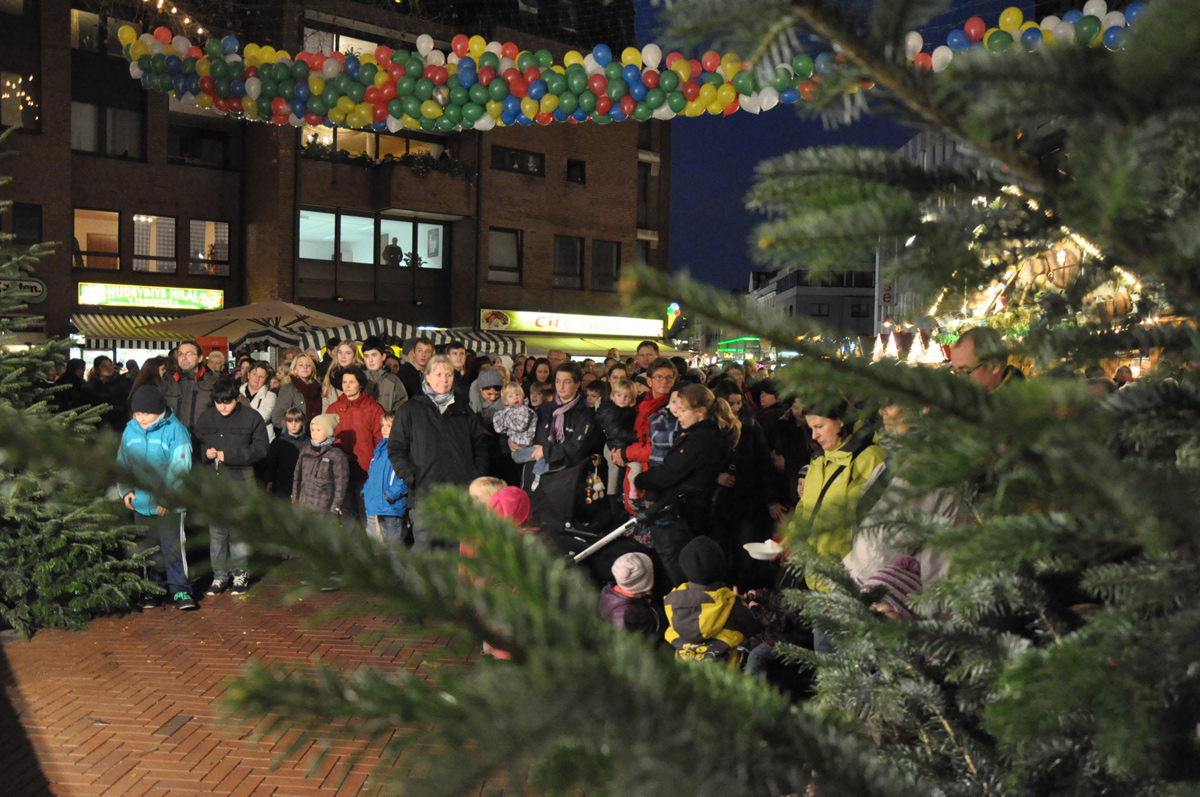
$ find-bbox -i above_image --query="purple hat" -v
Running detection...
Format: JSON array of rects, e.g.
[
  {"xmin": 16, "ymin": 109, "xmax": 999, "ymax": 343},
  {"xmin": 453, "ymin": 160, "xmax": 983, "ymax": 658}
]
[{"xmin": 862, "ymin": 556, "xmax": 922, "ymax": 618}]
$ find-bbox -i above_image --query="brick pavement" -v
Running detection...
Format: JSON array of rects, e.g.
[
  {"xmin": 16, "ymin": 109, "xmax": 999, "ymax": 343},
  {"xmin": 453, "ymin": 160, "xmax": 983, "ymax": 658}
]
[{"xmin": 0, "ymin": 563, "xmax": 492, "ymax": 796}]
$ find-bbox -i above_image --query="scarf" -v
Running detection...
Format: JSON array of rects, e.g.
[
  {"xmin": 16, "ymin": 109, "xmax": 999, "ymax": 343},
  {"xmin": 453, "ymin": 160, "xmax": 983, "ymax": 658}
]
[
  {"xmin": 550, "ymin": 393, "xmax": 580, "ymax": 443},
  {"xmin": 423, "ymin": 380, "xmax": 456, "ymax": 414},
  {"xmin": 292, "ymin": 376, "xmax": 322, "ymax": 420}
]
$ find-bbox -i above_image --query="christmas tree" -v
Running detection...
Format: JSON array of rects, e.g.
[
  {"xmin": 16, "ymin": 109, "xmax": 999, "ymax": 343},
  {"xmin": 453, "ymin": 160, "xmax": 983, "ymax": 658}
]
[{"xmin": 0, "ymin": 136, "xmax": 151, "ymax": 638}]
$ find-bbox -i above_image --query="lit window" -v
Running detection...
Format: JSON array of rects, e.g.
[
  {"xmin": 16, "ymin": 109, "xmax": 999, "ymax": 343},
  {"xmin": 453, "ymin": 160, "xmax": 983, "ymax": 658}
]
[
  {"xmin": 189, "ymin": 220, "xmax": 230, "ymax": 276},
  {"xmin": 133, "ymin": 214, "xmax": 177, "ymax": 274},
  {"xmin": 73, "ymin": 209, "xmax": 120, "ymax": 270}
]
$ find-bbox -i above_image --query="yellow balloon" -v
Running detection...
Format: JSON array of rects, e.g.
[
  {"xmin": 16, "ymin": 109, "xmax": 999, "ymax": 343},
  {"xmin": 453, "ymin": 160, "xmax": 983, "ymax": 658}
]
[
  {"xmin": 720, "ymin": 53, "xmax": 742, "ymax": 78},
  {"xmin": 469, "ymin": 36, "xmax": 487, "ymax": 58},
  {"xmin": 197, "ymin": 93, "xmax": 213, "ymax": 109},
  {"xmin": 550, "ymin": 65, "xmax": 565, "ymax": 75},
  {"xmin": 716, "ymin": 83, "xmax": 736, "ymax": 107},
  {"xmin": 374, "ymin": 71, "xmax": 389, "ymax": 88},
  {"xmin": 402, "ymin": 114, "xmax": 420, "ymax": 129},
  {"xmin": 563, "ymin": 50, "xmax": 584, "ymax": 68},
  {"xmin": 846, "ymin": 83, "xmax": 859, "ymax": 94},
  {"xmin": 1044, "ymin": 29, "xmax": 1056, "ymax": 46},
  {"xmin": 241, "ymin": 97, "xmax": 258, "ymax": 117},
  {"xmin": 684, "ymin": 98, "xmax": 705, "ymax": 117},
  {"xmin": 539, "ymin": 94, "xmax": 558, "ymax": 114},
  {"xmin": 998, "ymin": 7, "xmax": 1024, "ymax": 32},
  {"xmin": 697, "ymin": 83, "xmax": 717, "ymax": 105},
  {"xmin": 520, "ymin": 96, "xmax": 538, "ymax": 118},
  {"xmin": 336, "ymin": 96, "xmax": 355, "ymax": 113},
  {"xmin": 621, "ymin": 46, "xmax": 642, "ymax": 68},
  {"xmin": 195, "ymin": 57, "xmax": 210, "ymax": 77},
  {"xmin": 130, "ymin": 41, "xmax": 149, "ymax": 60},
  {"xmin": 671, "ymin": 59, "xmax": 691, "ymax": 81},
  {"xmin": 245, "ymin": 55, "xmax": 262, "ymax": 68},
  {"xmin": 260, "ymin": 45, "xmax": 277, "ymax": 63},
  {"xmin": 275, "ymin": 50, "xmax": 291, "ymax": 62},
  {"xmin": 117, "ymin": 25, "xmax": 137, "ymax": 47},
  {"xmin": 328, "ymin": 107, "xmax": 346, "ymax": 124},
  {"xmin": 357, "ymin": 101, "xmax": 373, "ymax": 116},
  {"xmin": 360, "ymin": 53, "xmax": 375, "ymax": 65},
  {"xmin": 245, "ymin": 43, "xmax": 261, "ymax": 59},
  {"xmin": 446, "ymin": 62, "xmax": 458, "ymax": 76},
  {"xmin": 486, "ymin": 99, "xmax": 503, "ymax": 118},
  {"xmin": 706, "ymin": 99, "xmax": 723, "ymax": 115},
  {"xmin": 421, "ymin": 99, "xmax": 443, "ymax": 118},
  {"xmin": 1019, "ymin": 21, "xmax": 1039, "ymax": 31}
]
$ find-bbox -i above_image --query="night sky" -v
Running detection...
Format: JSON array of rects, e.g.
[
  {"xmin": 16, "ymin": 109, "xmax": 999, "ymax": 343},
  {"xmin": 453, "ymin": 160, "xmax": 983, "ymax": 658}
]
[{"xmin": 632, "ymin": 0, "xmax": 1033, "ymax": 290}]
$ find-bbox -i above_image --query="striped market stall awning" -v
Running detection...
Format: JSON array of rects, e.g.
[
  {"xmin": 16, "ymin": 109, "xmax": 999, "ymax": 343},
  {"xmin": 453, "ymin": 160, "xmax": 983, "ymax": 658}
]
[
  {"xmin": 300, "ymin": 318, "xmax": 525, "ymax": 356},
  {"xmin": 71, "ymin": 313, "xmax": 189, "ymax": 350}
]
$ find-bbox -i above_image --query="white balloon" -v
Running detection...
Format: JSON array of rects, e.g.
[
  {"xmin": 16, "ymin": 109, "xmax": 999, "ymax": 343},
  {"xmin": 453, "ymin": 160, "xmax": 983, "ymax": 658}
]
[
  {"xmin": 289, "ymin": 113, "xmax": 304, "ymax": 127},
  {"xmin": 1041, "ymin": 15, "xmax": 1061, "ymax": 31},
  {"xmin": 1103, "ymin": 11, "xmax": 1126, "ymax": 28},
  {"xmin": 651, "ymin": 104, "xmax": 675, "ymax": 120},
  {"xmin": 171, "ymin": 35, "xmax": 190, "ymax": 55},
  {"xmin": 904, "ymin": 31, "xmax": 924, "ymax": 61},
  {"xmin": 498, "ymin": 57, "xmax": 515, "ymax": 75},
  {"xmin": 181, "ymin": 94, "xmax": 198, "ymax": 107},
  {"xmin": 474, "ymin": 114, "xmax": 496, "ymax": 131},
  {"xmin": 226, "ymin": 54, "xmax": 243, "ymax": 64},
  {"xmin": 427, "ymin": 49, "xmax": 445, "ymax": 66},
  {"xmin": 741, "ymin": 92, "xmax": 760, "ymax": 114},
  {"xmin": 1053, "ymin": 21, "xmax": 1077, "ymax": 44},
  {"xmin": 641, "ymin": 43, "xmax": 662, "ymax": 70},
  {"xmin": 322, "ymin": 58, "xmax": 340, "ymax": 78},
  {"xmin": 583, "ymin": 54, "xmax": 600, "ymax": 75},
  {"xmin": 416, "ymin": 34, "xmax": 434, "ymax": 56},
  {"xmin": 1082, "ymin": 0, "xmax": 1107, "ymax": 18},
  {"xmin": 386, "ymin": 116, "xmax": 403, "ymax": 133},
  {"xmin": 129, "ymin": 62, "xmax": 143, "ymax": 79},
  {"xmin": 148, "ymin": 40, "xmax": 166, "ymax": 56},
  {"xmin": 139, "ymin": 33, "xmax": 155, "ymax": 46},
  {"xmin": 447, "ymin": 52, "xmax": 460, "ymax": 65},
  {"xmin": 244, "ymin": 76, "xmax": 261, "ymax": 100},
  {"xmin": 486, "ymin": 40, "xmax": 503, "ymax": 56},
  {"xmin": 931, "ymin": 45, "xmax": 953, "ymax": 72},
  {"xmin": 758, "ymin": 86, "xmax": 780, "ymax": 111}
]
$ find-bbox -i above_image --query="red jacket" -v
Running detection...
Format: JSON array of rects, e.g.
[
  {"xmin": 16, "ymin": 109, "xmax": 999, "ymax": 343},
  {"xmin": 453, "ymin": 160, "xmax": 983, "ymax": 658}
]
[
  {"xmin": 623, "ymin": 391, "xmax": 671, "ymax": 467},
  {"xmin": 327, "ymin": 392, "xmax": 383, "ymax": 479}
]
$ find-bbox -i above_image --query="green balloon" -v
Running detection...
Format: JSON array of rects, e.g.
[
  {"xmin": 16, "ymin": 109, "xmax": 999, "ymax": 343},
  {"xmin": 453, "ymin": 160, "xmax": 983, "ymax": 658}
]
[
  {"xmin": 987, "ymin": 30, "xmax": 1014, "ymax": 51},
  {"xmin": 732, "ymin": 71, "xmax": 754, "ymax": 95},
  {"xmin": 418, "ymin": 115, "xmax": 436, "ymax": 130},
  {"xmin": 578, "ymin": 89, "xmax": 597, "ymax": 113},
  {"xmin": 308, "ymin": 96, "xmax": 328, "ymax": 116},
  {"xmin": 277, "ymin": 81, "xmax": 295, "ymax": 101},
  {"xmin": 567, "ymin": 69, "xmax": 588, "ymax": 94},
  {"xmin": 182, "ymin": 57, "xmax": 197, "ymax": 76},
  {"xmin": 388, "ymin": 98, "xmax": 404, "ymax": 117},
  {"xmin": 479, "ymin": 51, "xmax": 499, "ymax": 70},
  {"xmin": 633, "ymin": 103, "xmax": 652, "ymax": 121},
  {"xmin": 468, "ymin": 82, "xmax": 490, "ymax": 104},
  {"xmin": 792, "ymin": 54, "xmax": 813, "ymax": 79},
  {"xmin": 436, "ymin": 116, "xmax": 458, "ymax": 131},
  {"xmin": 516, "ymin": 52, "xmax": 535, "ymax": 72},
  {"xmin": 208, "ymin": 57, "xmax": 226, "ymax": 80},
  {"xmin": 449, "ymin": 85, "xmax": 469, "ymax": 105},
  {"xmin": 151, "ymin": 53, "xmax": 168, "ymax": 73},
  {"xmin": 702, "ymin": 71, "xmax": 724, "ymax": 87},
  {"xmin": 667, "ymin": 90, "xmax": 687, "ymax": 112},
  {"xmin": 442, "ymin": 104, "xmax": 462, "ymax": 124},
  {"xmin": 658, "ymin": 69, "xmax": 679, "ymax": 92},
  {"xmin": 535, "ymin": 49, "xmax": 554, "ymax": 68},
  {"xmin": 396, "ymin": 75, "xmax": 416, "ymax": 97},
  {"xmin": 137, "ymin": 54, "xmax": 153, "ymax": 72},
  {"xmin": 317, "ymin": 82, "xmax": 335, "ymax": 102},
  {"xmin": 205, "ymin": 39, "xmax": 222, "ymax": 58},
  {"xmin": 414, "ymin": 77, "xmax": 434, "ymax": 100},
  {"xmin": 544, "ymin": 71, "xmax": 567, "ymax": 95},
  {"xmin": 292, "ymin": 61, "xmax": 310, "ymax": 80},
  {"xmin": 391, "ymin": 50, "xmax": 408, "ymax": 64},
  {"xmin": 462, "ymin": 101, "xmax": 484, "ymax": 122},
  {"xmin": 606, "ymin": 78, "xmax": 627, "ymax": 100},
  {"xmin": 213, "ymin": 78, "xmax": 231, "ymax": 98},
  {"xmin": 592, "ymin": 112, "xmax": 612, "ymax": 125},
  {"xmin": 334, "ymin": 73, "xmax": 352, "ymax": 94},
  {"xmin": 156, "ymin": 72, "xmax": 174, "ymax": 92},
  {"xmin": 604, "ymin": 61, "xmax": 623, "ymax": 81},
  {"xmin": 346, "ymin": 82, "xmax": 365, "ymax": 103},
  {"xmin": 275, "ymin": 62, "xmax": 293, "ymax": 83},
  {"xmin": 771, "ymin": 66, "xmax": 790, "ymax": 92},
  {"xmin": 644, "ymin": 87, "xmax": 665, "ymax": 109},
  {"xmin": 558, "ymin": 91, "xmax": 578, "ymax": 114},
  {"xmin": 407, "ymin": 56, "xmax": 425, "ymax": 74},
  {"xmin": 358, "ymin": 63, "xmax": 378, "ymax": 86},
  {"xmin": 1075, "ymin": 15, "xmax": 1101, "ymax": 46},
  {"xmin": 259, "ymin": 78, "xmax": 278, "ymax": 100},
  {"xmin": 403, "ymin": 96, "xmax": 422, "ymax": 118},
  {"xmin": 487, "ymin": 79, "xmax": 508, "ymax": 101}
]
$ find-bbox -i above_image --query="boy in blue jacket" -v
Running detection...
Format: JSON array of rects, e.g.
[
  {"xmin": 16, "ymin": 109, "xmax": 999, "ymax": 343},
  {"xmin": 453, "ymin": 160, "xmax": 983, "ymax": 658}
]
[
  {"xmin": 363, "ymin": 411, "xmax": 408, "ymax": 545},
  {"xmin": 118, "ymin": 386, "xmax": 196, "ymax": 610}
]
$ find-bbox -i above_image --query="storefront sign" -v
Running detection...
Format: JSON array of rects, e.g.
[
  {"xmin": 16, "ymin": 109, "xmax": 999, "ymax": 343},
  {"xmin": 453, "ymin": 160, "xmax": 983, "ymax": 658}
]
[
  {"xmin": 0, "ymin": 277, "xmax": 48, "ymax": 304},
  {"xmin": 481, "ymin": 308, "xmax": 662, "ymax": 338},
  {"xmin": 78, "ymin": 282, "xmax": 224, "ymax": 311}
]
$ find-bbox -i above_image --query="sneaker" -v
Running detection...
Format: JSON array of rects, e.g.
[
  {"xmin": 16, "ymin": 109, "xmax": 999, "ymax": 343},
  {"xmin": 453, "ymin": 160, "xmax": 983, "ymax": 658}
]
[
  {"xmin": 172, "ymin": 592, "xmax": 198, "ymax": 611},
  {"xmin": 206, "ymin": 578, "xmax": 230, "ymax": 596},
  {"xmin": 230, "ymin": 573, "xmax": 250, "ymax": 596},
  {"xmin": 531, "ymin": 475, "xmax": 541, "ymax": 492},
  {"xmin": 139, "ymin": 594, "xmax": 161, "ymax": 610}
]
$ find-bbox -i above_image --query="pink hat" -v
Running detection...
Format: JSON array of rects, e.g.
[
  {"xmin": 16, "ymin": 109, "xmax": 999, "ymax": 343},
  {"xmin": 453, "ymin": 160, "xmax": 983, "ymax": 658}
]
[{"xmin": 489, "ymin": 486, "xmax": 531, "ymax": 526}]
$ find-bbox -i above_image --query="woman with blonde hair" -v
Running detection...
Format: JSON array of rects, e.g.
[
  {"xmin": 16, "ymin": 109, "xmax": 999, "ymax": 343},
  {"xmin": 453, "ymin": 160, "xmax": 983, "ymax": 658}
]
[
  {"xmin": 272, "ymin": 353, "xmax": 322, "ymax": 431},
  {"xmin": 321, "ymin": 340, "xmax": 364, "ymax": 411}
]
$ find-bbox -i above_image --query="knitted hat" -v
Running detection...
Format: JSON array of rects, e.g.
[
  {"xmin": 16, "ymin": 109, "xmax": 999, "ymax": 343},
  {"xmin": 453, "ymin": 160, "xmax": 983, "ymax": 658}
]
[
  {"xmin": 489, "ymin": 486, "xmax": 531, "ymax": 526},
  {"xmin": 310, "ymin": 413, "xmax": 340, "ymax": 439},
  {"xmin": 679, "ymin": 536, "xmax": 726, "ymax": 585},
  {"xmin": 862, "ymin": 556, "xmax": 922, "ymax": 618},
  {"xmin": 130, "ymin": 385, "xmax": 166, "ymax": 415},
  {"xmin": 612, "ymin": 552, "xmax": 654, "ymax": 595},
  {"xmin": 477, "ymin": 368, "xmax": 505, "ymax": 390}
]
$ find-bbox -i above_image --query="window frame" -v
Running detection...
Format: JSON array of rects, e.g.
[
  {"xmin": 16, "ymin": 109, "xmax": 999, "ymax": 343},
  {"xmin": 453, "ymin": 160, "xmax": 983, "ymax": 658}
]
[
  {"xmin": 552, "ymin": 234, "xmax": 584, "ymax": 290},
  {"xmin": 72, "ymin": 208, "xmax": 121, "ymax": 271},
  {"xmin": 566, "ymin": 159, "xmax": 586, "ymax": 184},
  {"xmin": 487, "ymin": 227, "xmax": 523, "ymax": 285},
  {"xmin": 591, "ymin": 239, "xmax": 620, "ymax": 292},
  {"xmin": 811, "ymin": 302, "xmax": 831, "ymax": 317},
  {"xmin": 132, "ymin": 213, "xmax": 178, "ymax": 274},
  {"xmin": 189, "ymin": 219, "xmax": 231, "ymax": 277},
  {"xmin": 491, "ymin": 145, "xmax": 545, "ymax": 177}
]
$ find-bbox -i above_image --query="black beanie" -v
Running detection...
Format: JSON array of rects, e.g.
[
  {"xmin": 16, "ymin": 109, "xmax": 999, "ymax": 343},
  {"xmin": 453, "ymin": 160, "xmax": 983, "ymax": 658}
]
[
  {"xmin": 131, "ymin": 385, "xmax": 166, "ymax": 415},
  {"xmin": 679, "ymin": 536, "xmax": 726, "ymax": 585}
]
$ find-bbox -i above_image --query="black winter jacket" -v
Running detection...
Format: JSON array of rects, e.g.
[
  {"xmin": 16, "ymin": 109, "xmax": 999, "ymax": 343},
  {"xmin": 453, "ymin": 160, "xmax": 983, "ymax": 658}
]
[
  {"xmin": 635, "ymin": 418, "xmax": 733, "ymax": 535},
  {"xmin": 594, "ymin": 399, "xmax": 637, "ymax": 450},
  {"xmin": 387, "ymin": 394, "xmax": 488, "ymax": 502},
  {"xmin": 192, "ymin": 403, "xmax": 270, "ymax": 480},
  {"xmin": 532, "ymin": 396, "xmax": 603, "ymax": 470},
  {"xmin": 162, "ymin": 365, "xmax": 218, "ymax": 432}
]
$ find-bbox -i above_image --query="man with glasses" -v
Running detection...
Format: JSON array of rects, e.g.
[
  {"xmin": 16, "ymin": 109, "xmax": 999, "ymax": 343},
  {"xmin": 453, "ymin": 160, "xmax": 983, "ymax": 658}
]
[
  {"xmin": 162, "ymin": 340, "xmax": 218, "ymax": 434},
  {"xmin": 949, "ymin": 326, "xmax": 1022, "ymax": 392}
]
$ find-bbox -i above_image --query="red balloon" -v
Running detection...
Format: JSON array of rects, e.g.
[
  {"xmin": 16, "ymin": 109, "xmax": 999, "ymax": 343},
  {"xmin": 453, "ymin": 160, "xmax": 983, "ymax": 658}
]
[
  {"xmin": 305, "ymin": 112, "xmax": 324, "ymax": 126},
  {"xmin": 423, "ymin": 64, "xmax": 438, "ymax": 80},
  {"xmin": 388, "ymin": 64, "xmax": 406, "ymax": 81},
  {"xmin": 380, "ymin": 83, "xmax": 397, "ymax": 101},
  {"xmin": 372, "ymin": 103, "xmax": 388, "ymax": 123},
  {"xmin": 154, "ymin": 26, "xmax": 172, "ymax": 44},
  {"xmin": 199, "ymin": 76, "xmax": 215, "ymax": 95},
  {"xmin": 271, "ymin": 97, "xmax": 289, "ymax": 114},
  {"xmin": 503, "ymin": 67, "xmax": 521, "ymax": 82},
  {"xmin": 700, "ymin": 50, "xmax": 720, "ymax": 73},
  {"xmin": 914, "ymin": 52, "xmax": 933, "ymax": 72},
  {"xmin": 187, "ymin": 46, "xmax": 203, "ymax": 58},
  {"xmin": 330, "ymin": 51, "xmax": 345, "ymax": 64},
  {"xmin": 723, "ymin": 97, "xmax": 740, "ymax": 115},
  {"xmin": 688, "ymin": 59, "xmax": 702, "ymax": 79},
  {"xmin": 311, "ymin": 53, "xmax": 326, "ymax": 70},
  {"xmin": 508, "ymin": 76, "xmax": 529, "ymax": 97},
  {"xmin": 500, "ymin": 42, "xmax": 518, "ymax": 60},
  {"xmin": 681, "ymin": 80, "xmax": 700, "ymax": 101},
  {"xmin": 964, "ymin": 16, "xmax": 986, "ymax": 41},
  {"xmin": 213, "ymin": 97, "xmax": 230, "ymax": 112},
  {"xmin": 799, "ymin": 80, "xmax": 818, "ymax": 101},
  {"xmin": 665, "ymin": 52, "xmax": 684, "ymax": 68},
  {"xmin": 227, "ymin": 97, "xmax": 242, "ymax": 113},
  {"xmin": 478, "ymin": 66, "xmax": 495, "ymax": 86},
  {"xmin": 375, "ymin": 45, "xmax": 393, "ymax": 65},
  {"xmin": 295, "ymin": 52, "xmax": 311, "ymax": 65},
  {"xmin": 535, "ymin": 111, "xmax": 554, "ymax": 125},
  {"xmin": 272, "ymin": 113, "xmax": 289, "ymax": 125},
  {"xmin": 451, "ymin": 34, "xmax": 470, "ymax": 58},
  {"xmin": 595, "ymin": 95, "xmax": 612, "ymax": 115},
  {"xmin": 523, "ymin": 66, "xmax": 541, "ymax": 82},
  {"xmin": 642, "ymin": 69, "xmax": 659, "ymax": 89},
  {"xmin": 588, "ymin": 73, "xmax": 607, "ymax": 95},
  {"xmin": 620, "ymin": 95, "xmax": 636, "ymax": 115},
  {"xmin": 430, "ymin": 66, "xmax": 449, "ymax": 85},
  {"xmin": 242, "ymin": 65, "xmax": 258, "ymax": 79}
]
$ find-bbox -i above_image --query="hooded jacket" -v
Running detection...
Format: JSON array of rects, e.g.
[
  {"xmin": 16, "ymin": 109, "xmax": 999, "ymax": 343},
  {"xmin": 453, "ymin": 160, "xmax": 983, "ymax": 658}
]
[
  {"xmin": 594, "ymin": 399, "xmax": 637, "ymax": 450},
  {"xmin": 598, "ymin": 586, "xmax": 662, "ymax": 637},
  {"xmin": 797, "ymin": 425, "xmax": 887, "ymax": 562},
  {"xmin": 161, "ymin": 365, "xmax": 217, "ymax": 432},
  {"xmin": 117, "ymin": 410, "xmax": 192, "ymax": 515},
  {"xmin": 192, "ymin": 403, "xmax": 270, "ymax": 481},
  {"xmin": 664, "ymin": 581, "xmax": 761, "ymax": 660},
  {"xmin": 292, "ymin": 440, "xmax": 350, "ymax": 512},
  {"xmin": 365, "ymin": 367, "xmax": 409, "ymax": 414},
  {"xmin": 387, "ymin": 393, "xmax": 488, "ymax": 501},
  {"xmin": 362, "ymin": 439, "xmax": 408, "ymax": 518},
  {"xmin": 326, "ymin": 391, "xmax": 384, "ymax": 479}
]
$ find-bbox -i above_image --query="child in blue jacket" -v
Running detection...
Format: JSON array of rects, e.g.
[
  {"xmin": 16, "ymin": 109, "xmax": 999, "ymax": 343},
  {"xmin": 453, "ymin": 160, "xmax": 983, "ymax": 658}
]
[
  {"xmin": 117, "ymin": 386, "xmax": 196, "ymax": 610},
  {"xmin": 363, "ymin": 411, "xmax": 408, "ymax": 545}
]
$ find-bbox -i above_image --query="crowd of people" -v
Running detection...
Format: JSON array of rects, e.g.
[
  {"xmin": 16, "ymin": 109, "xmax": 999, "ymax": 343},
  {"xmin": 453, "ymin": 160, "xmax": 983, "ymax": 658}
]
[{"xmin": 74, "ymin": 327, "xmax": 1137, "ymax": 679}]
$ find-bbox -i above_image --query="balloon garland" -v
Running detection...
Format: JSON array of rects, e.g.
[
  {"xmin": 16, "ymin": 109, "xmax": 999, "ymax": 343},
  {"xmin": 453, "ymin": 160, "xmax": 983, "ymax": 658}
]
[{"xmin": 119, "ymin": 1, "xmax": 1148, "ymax": 132}]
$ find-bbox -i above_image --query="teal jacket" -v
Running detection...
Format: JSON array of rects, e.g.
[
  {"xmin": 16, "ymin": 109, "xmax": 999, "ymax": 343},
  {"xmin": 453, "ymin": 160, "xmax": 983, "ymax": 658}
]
[{"xmin": 117, "ymin": 411, "xmax": 193, "ymax": 515}]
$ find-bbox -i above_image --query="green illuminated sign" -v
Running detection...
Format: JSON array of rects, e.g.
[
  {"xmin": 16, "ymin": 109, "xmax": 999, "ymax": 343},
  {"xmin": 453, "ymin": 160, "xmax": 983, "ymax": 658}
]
[{"xmin": 78, "ymin": 282, "xmax": 224, "ymax": 311}]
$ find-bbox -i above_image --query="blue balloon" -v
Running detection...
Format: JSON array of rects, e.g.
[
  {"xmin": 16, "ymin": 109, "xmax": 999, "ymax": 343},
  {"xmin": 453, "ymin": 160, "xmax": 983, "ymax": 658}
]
[
  {"xmin": 1021, "ymin": 28, "xmax": 1043, "ymax": 50},
  {"xmin": 231, "ymin": 79, "xmax": 247, "ymax": 97},
  {"xmin": 1103, "ymin": 26, "xmax": 1128, "ymax": 50},
  {"xmin": 593, "ymin": 44, "xmax": 612, "ymax": 67},
  {"xmin": 1062, "ymin": 10, "xmax": 1083, "ymax": 23},
  {"xmin": 187, "ymin": 75, "xmax": 201, "ymax": 94},
  {"xmin": 500, "ymin": 110, "xmax": 517, "ymax": 126},
  {"xmin": 814, "ymin": 52, "xmax": 836, "ymax": 75},
  {"xmin": 165, "ymin": 55, "xmax": 182, "ymax": 74},
  {"xmin": 527, "ymin": 79, "xmax": 547, "ymax": 100},
  {"xmin": 458, "ymin": 68, "xmax": 476, "ymax": 88},
  {"xmin": 571, "ymin": 107, "xmax": 587, "ymax": 122},
  {"xmin": 502, "ymin": 95, "xmax": 521, "ymax": 114},
  {"xmin": 609, "ymin": 107, "xmax": 627, "ymax": 121},
  {"xmin": 290, "ymin": 98, "xmax": 306, "ymax": 117},
  {"xmin": 1126, "ymin": 2, "xmax": 1147, "ymax": 23},
  {"xmin": 373, "ymin": 121, "xmax": 387, "ymax": 131},
  {"xmin": 343, "ymin": 55, "xmax": 360, "ymax": 78},
  {"xmin": 173, "ymin": 74, "xmax": 187, "ymax": 94},
  {"xmin": 629, "ymin": 82, "xmax": 648, "ymax": 101},
  {"xmin": 458, "ymin": 56, "xmax": 476, "ymax": 70},
  {"xmin": 779, "ymin": 87, "xmax": 800, "ymax": 104},
  {"xmin": 622, "ymin": 64, "xmax": 641, "ymax": 84},
  {"xmin": 220, "ymin": 35, "xmax": 239, "ymax": 56},
  {"xmin": 553, "ymin": 109, "xmax": 568, "ymax": 122},
  {"xmin": 517, "ymin": 113, "xmax": 534, "ymax": 125},
  {"xmin": 141, "ymin": 74, "xmax": 153, "ymax": 90},
  {"xmin": 947, "ymin": 29, "xmax": 969, "ymax": 51}
]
